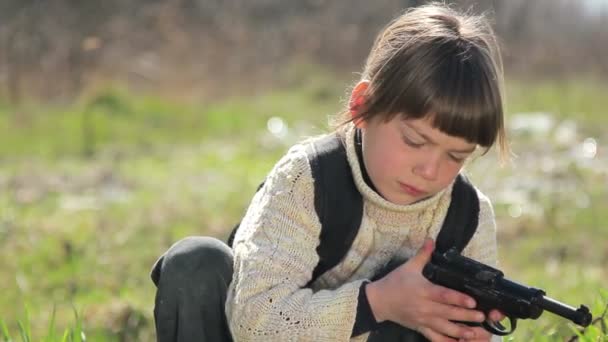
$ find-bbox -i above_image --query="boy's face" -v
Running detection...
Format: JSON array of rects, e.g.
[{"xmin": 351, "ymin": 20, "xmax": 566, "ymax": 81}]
[{"xmin": 359, "ymin": 115, "xmax": 476, "ymax": 205}]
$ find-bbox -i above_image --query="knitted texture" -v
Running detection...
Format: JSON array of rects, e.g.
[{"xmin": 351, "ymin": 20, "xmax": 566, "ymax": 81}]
[{"xmin": 226, "ymin": 124, "xmax": 499, "ymax": 341}]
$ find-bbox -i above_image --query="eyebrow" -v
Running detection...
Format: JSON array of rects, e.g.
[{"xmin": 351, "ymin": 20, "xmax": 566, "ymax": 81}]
[{"xmin": 405, "ymin": 123, "xmax": 477, "ymax": 154}]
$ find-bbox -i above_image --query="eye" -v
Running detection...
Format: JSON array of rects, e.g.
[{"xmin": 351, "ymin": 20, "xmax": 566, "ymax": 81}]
[
  {"xmin": 402, "ymin": 134, "xmax": 425, "ymax": 148},
  {"xmin": 448, "ymin": 153, "xmax": 467, "ymax": 163}
]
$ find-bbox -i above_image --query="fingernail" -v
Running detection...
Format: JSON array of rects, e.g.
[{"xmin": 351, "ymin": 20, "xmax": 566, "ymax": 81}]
[
  {"xmin": 476, "ymin": 313, "xmax": 485, "ymax": 321},
  {"xmin": 467, "ymin": 299, "xmax": 476, "ymax": 308},
  {"xmin": 466, "ymin": 331, "xmax": 476, "ymax": 339}
]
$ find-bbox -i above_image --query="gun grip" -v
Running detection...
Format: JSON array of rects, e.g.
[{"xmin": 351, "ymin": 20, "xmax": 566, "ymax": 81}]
[{"xmin": 482, "ymin": 316, "xmax": 517, "ymax": 336}]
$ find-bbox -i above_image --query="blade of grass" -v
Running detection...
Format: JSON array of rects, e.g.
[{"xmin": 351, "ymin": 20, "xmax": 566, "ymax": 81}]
[
  {"xmin": 44, "ymin": 305, "xmax": 57, "ymax": 342},
  {"xmin": 71, "ymin": 305, "xmax": 84, "ymax": 342},
  {"xmin": 17, "ymin": 321, "xmax": 29, "ymax": 342},
  {"xmin": 0, "ymin": 319, "xmax": 11, "ymax": 342},
  {"xmin": 23, "ymin": 305, "xmax": 31, "ymax": 342},
  {"xmin": 61, "ymin": 328, "xmax": 70, "ymax": 342},
  {"xmin": 567, "ymin": 323, "xmax": 589, "ymax": 342}
]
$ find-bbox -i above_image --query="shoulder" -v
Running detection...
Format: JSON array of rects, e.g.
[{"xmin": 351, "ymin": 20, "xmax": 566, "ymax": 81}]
[
  {"xmin": 268, "ymin": 132, "xmax": 340, "ymax": 181},
  {"xmin": 473, "ymin": 187, "xmax": 496, "ymax": 221},
  {"xmin": 263, "ymin": 138, "xmax": 318, "ymax": 188},
  {"xmin": 271, "ymin": 141, "xmax": 311, "ymax": 173},
  {"xmin": 460, "ymin": 184, "xmax": 498, "ymax": 264},
  {"xmin": 455, "ymin": 174, "xmax": 495, "ymax": 218},
  {"xmin": 254, "ymin": 134, "xmax": 337, "ymax": 204},
  {"xmin": 233, "ymin": 139, "xmax": 323, "ymax": 246}
]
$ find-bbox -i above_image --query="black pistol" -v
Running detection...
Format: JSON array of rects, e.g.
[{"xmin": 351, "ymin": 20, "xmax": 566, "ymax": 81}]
[{"xmin": 422, "ymin": 248, "xmax": 593, "ymax": 335}]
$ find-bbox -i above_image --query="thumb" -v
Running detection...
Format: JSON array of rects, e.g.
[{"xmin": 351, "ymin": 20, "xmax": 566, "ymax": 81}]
[{"xmin": 407, "ymin": 238, "xmax": 435, "ymax": 271}]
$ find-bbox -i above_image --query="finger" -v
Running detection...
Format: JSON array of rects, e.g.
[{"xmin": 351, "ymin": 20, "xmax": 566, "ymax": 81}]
[
  {"xmin": 426, "ymin": 317, "xmax": 477, "ymax": 340},
  {"xmin": 433, "ymin": 304, "xmax": 485, "ymax": 323},
  {"xmin": 407, "ymin": 238, "xmax": 435, "ymax": 271},
  {"xmin": 421, "ymin": 300, "xmax": 484, "ymax": 323},
  {"xmin": 428, "ymin": 284, "xmax": 477, "ymax": 309},
  {"xmin": 419, "ymin": 326, "xmax": 459, "ymax": 342},
  {"xmin": 462, "ymin": 338, "xmax": 494, "ymax": 342},
  {"xmin": 488, "ymin": 309, "xmax": 505, "ymax": 322},
  {"xmin": 467, "ymin": 325, "xmax": 493, "ymax": 341}
]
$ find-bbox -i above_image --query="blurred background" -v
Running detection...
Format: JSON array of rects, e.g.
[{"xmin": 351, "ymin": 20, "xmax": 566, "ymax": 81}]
[{"xmin": 0, "ymin": 0, "xmax": 607, "ymax": 341}]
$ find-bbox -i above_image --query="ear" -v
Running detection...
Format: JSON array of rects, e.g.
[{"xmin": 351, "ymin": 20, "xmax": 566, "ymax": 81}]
[{"xmin": 349, "ymin": 80, "xmax": 369, "ymax": 128}]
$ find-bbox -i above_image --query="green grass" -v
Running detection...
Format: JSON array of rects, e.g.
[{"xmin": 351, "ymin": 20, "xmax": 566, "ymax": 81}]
[
  {"xmin": 505, "ymin": 77, "xmax": 608, "ymax": 135},
  {"xmin": 0, "ymin": 305, "xmax": 87, "ymax": 342},
  {"xmin": 0, "ymin": 69, "xmax": 607, "ymax": 340}
]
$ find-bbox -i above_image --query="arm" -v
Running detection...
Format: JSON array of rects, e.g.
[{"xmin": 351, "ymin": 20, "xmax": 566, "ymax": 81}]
[
  {"xmin": 225, "ymin": 144, "xmax": 365, "ymax": 341},
  {"xmin": 462, "ymin": 190, "xmax": 503, "ymax": 342}
]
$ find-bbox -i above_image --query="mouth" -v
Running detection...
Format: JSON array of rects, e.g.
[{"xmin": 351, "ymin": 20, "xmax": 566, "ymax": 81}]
[{"xmin": 398, "ymin": 182, "xmax": 426, "ymax": 197}]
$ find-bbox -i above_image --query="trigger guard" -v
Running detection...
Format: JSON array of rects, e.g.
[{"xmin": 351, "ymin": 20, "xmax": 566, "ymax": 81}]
[{"xmin": 482, "ymin": 317, "xmax": 517, "ymax": 336}]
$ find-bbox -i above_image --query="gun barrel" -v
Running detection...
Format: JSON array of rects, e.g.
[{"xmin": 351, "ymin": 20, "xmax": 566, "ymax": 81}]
[
  {"xmin": 430, "ymin": 248, "xmax": 593, "ymax": 328},
  {"xmin": 538, "ymin": 296, "xmax": 592, "ymax": 327}
]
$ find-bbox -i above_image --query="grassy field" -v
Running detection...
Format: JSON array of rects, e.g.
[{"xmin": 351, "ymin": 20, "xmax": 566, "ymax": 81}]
[{"xmin": 0, "ymin": 69, "xmax": 607, "ymax": 341}]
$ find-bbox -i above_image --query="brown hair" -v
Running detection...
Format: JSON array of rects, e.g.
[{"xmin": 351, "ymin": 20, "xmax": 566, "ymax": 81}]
[{"xmin": 334, "ymin": 3, "xmax": 509, "ymax": 161}]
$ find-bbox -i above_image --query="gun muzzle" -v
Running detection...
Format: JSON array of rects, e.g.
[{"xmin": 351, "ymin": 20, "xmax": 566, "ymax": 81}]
[{"xmin": 538, "ymin": 296, "xmax": 592, "ymax": 327}]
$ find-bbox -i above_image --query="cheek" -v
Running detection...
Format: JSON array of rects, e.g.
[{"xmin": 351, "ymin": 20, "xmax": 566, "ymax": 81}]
[
  {"xmin": 370, "ymin": 140, "xmax": 416, "ymax": 172},
  {"xmin": 365, "ymin": 140, "xmax": 402, "ymax": 178},
  {"xmin": 438, "ymin": 162, "xmax": 463, "ymax": 184}
]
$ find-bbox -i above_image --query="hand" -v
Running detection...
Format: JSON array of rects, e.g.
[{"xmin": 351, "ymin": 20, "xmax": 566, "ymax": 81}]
[
  {"xmin": 458, "ymin": 310, "xmax": 505, "ymax": 342},
  {"xmin": 456, "ymin": 310, "xmax": 505, "ymax": 342},
  {"xmin": 366, "ymin": 239, "xmax": 487, "ymax": 342}
]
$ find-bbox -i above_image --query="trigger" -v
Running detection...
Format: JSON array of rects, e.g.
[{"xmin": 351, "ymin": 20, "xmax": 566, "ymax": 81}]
[{"xmin": 482, "ymin": 317, "xmax": 517, "ymax": 336}]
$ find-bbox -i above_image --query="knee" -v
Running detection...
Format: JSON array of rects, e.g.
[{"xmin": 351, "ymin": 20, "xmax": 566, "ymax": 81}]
[{"xmin": 159, "ymin": 236, "xmax": 234, "ymax": 281}]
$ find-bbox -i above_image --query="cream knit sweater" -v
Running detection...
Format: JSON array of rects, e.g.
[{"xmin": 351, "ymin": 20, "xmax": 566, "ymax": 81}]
[{"xmin": 226, "ymin": 124, "xmax": 499, "ymax": 341}]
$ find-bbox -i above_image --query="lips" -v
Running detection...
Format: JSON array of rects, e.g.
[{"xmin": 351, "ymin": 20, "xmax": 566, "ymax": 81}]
[{"xmin": 398, "ymin": 182, "xmax": 426, "ymax": 197}]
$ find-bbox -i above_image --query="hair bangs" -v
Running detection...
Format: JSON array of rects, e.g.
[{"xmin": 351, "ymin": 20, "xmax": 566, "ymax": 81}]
[
  {"xmin": 426, "ymin": 47, "xmax": 502, "ymax": 147},
  {"xmin": 364, "ymin": 44, "xmax": 439, "ymax": 123}
]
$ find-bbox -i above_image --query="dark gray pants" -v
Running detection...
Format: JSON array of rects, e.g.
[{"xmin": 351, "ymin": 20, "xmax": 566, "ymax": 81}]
[
  {"xmin": 151, "ymin": 236, "xmax": 234, "ymax": 342},
  {"xmin": 151, "ymin": 236, "xmax": 426, "ymax": 342}
]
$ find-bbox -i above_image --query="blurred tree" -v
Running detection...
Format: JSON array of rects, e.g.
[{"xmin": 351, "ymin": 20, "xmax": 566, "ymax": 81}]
[{"xmin": 0, "ymin": 0, "xmax": 606, "ymax": 102}]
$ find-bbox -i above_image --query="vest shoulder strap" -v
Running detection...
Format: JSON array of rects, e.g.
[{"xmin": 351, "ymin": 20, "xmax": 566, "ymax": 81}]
[
  {"xmin": 305, "ymin": 133, "xmax": 364, "ymax": 284},
  {"xmin": 435, "ymin": 174, "xmax": 480, "ymax": 254}
]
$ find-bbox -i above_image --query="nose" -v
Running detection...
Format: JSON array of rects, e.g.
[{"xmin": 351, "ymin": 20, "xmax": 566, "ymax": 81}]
[{"xmin": 413, "ymin": 153, "xmax": 440, "ymax": 181}]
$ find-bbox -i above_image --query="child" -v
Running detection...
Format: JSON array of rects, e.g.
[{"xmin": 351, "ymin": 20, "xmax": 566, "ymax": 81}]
[{"xmin": 151, "ymin": 3, "xmax": 508, "ymax": 341}]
